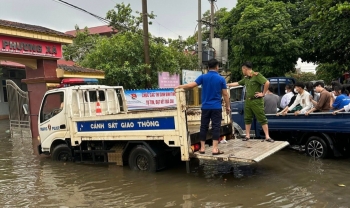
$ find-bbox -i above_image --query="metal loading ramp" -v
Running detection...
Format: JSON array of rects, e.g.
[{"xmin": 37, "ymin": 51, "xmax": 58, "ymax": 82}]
[{"xmin": 190, "ymin": 139, "xmax": 289, "ymax": 163}]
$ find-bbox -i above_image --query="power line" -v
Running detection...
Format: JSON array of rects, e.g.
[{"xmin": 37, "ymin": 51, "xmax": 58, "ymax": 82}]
[
  {"xmin": 52, "ymin": 0, "xmax": 109, "ymax": 24},
  {"xmin": 51, "ymin": 0, "xmax": 160, "ymax": 43},
  {"xmin": 153, "ymin": 20, "xmax": 182, "ymax": 38}
]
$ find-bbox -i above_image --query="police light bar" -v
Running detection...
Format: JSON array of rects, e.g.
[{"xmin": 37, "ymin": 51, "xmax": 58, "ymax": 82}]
[{"xmin": 58, "ymin": 78, "xmax": 99, "ymax": 88}]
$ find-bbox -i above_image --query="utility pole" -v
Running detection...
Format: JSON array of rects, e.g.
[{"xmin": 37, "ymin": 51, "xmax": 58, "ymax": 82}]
[
  {"xmin": 142, "ymin": 0, "xmax": 151, "ymax": 88},
  {"xmin": 198, "ymin": 0, "xmax": 202, "ymax": 70},
  {"xmin": 210, "ymin": 0, "xmax": 215, "ymax": 47}
]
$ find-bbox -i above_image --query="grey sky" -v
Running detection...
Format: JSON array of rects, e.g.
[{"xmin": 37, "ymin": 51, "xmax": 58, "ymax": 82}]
[{"xmin": 0, "ymin": 0, "xmax": 237, "ymax": 39}]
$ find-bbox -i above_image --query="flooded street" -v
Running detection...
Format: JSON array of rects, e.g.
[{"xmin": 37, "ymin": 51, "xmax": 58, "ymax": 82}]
[{"xmin": 1, "ymin": 119, "xmax": 350, "ymax": 208}]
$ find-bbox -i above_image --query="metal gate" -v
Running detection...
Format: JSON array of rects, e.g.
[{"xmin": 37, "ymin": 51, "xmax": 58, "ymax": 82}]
[{"xmin": 6, "ymin": 80, "xmax": 32, "ymax": 138}]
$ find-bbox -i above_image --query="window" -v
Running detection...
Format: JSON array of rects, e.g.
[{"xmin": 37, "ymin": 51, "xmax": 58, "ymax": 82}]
[
  {"xmin": 2, "ymin": 80, "xmax": 7, "ymax": 102},
  {"xmin": 9, "ymin": 71, "xmax": 16, "ymax": 78},
  {"xmin": 270, "ymin": 83, "xmax": 286, "ymax": 96},
  {"xmin": 40, "ymin": 92, "xmax": 64, "ymax": 123},
  {"xmin": 115, "ymin": 89, "xmax": 125, "ymax": 112},
  {"xmin": 84, "ymin": 90, "xmax": 105, "ymax": 102},
  {"xmin": 230, "ymin": 87, "xmax": 243, "ymax": 102}
]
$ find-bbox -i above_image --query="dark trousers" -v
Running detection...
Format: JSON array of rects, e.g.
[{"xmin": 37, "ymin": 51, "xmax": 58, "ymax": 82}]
[{"xmin": 199, "ymin": 109, "xmax": 222, "ymax": 141}]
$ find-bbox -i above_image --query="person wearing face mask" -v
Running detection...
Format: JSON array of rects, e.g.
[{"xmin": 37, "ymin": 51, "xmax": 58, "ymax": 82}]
[
  {"xmin": 277, "ymin": 82, "xmax": 313, "ymax": 116},
  {"xmin": 280, "ymin": 84, "xmax": 294, "ymax": 109}
]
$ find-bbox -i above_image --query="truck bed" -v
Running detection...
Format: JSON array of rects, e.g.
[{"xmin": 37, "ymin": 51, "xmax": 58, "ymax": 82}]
[{"xmin": 190, "ymin": 139, "xmax": 289, "ymax": 163}]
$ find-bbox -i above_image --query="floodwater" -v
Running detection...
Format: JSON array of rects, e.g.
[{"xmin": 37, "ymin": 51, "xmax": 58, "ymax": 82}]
[{"xmin": 1, "ymin": 120, "xmax": 350, "ymax": 208}]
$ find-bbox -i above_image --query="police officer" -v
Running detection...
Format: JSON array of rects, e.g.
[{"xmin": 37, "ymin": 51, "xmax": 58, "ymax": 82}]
[{"xmin": 227, "ymin": 62, "xmax": 274, "ymax": 142}]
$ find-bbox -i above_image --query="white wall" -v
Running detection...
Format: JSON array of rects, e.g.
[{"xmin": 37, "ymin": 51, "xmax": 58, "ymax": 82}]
[{"xmin": 295, "ymin": 58, "xmax": 317, "ymax": 74}]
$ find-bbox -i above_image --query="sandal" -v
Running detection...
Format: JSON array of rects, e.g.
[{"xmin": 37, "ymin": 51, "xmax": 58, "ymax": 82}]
[
  {"xmin": 212, "ymin": 149, "xmax": 224, "ymax": 155},
  {"xmin": 242, "ymin": 137, "xmax": 250, "ymax": 141},
  {"xmin": 261, "ymin": 138, "xmax": 275, "ymax": 143},
  {"xmin": 198, "ymin": 151, "xmax": 205, "ymax": 154}
]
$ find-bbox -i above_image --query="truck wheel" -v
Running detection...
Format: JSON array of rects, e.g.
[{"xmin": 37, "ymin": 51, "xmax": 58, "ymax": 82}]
[
  {"xmin": 128, "ymin": 145, "xmax": 157, "ymax": 172},
  {"xmin": 52, "ymin": 144, "xmax": 72, "ymax": 161},
  {"xmin": 306, "ymin": 136, "xmax": 328, "ymax": 158}
]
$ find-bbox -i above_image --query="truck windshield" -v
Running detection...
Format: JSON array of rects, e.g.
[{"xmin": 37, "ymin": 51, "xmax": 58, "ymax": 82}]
[
  {"xmin": 40, "ymin": 92, "xmax": 64, "ymax": 123},
  {"xmin": 230, "ymin": 87, "xmax": 244, "ymax": 102}
]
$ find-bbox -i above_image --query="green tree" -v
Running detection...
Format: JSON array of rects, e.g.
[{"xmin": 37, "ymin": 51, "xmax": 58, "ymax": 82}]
[
  {"xmin": 220, "ymin": 0, "xmax": 302, "ymax": 80},
  {"xmin": 106, "ymin": 3, "xmax": 155, "ymax": 33},
  {"xmin": 79, "ymin": 32, "xmax": 197, "ymax": 89},
  {"xmin": 285, "ymin": 71, "xmax": 317, "ymax": 83},
  {"xmin": 62, "ymin": 26, "xmax": 101, "ymax": 62},
  {"xmin": 301, "ymin": 1, "xmax": 350, "ymax": 66},
  {"xmin": 63, "ymin": 3, "xmax": 197, "ymax": 89},
  {"xmin": 316, "ymin": 63, "xmax": 345, "ymax": 85}
]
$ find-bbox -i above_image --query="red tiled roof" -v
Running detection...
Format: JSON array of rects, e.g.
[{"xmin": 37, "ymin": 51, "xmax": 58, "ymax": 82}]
[
  {"xmin": 57, "ymin": 59, "xmax": 75, "ymax": 66},
  {"xmin": 65, "ymin": 25, "xmax": 117, "ymax": 37},
  {"xmin": 57, "ymin": 64, "xmax": 104, "ymax": 74},
  {"xmin": 0, "ymin": 19, "xmax": 73, "ymax": 38},
  {"xmin": 0, "ymin": 61, "xmax": 25, "ymax": 68}
]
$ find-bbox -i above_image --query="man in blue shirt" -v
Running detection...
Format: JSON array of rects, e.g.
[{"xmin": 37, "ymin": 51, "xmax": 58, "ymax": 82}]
[
  {"xmin": 331, "ymin": 85, "xmax": 350, "ymax": 110},
  {"xmin": 174, "ymin": 59, "xmax": 230, "ymax": 155}
]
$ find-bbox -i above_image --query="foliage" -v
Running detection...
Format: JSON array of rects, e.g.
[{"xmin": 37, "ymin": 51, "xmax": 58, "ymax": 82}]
[
  {"xmin": 285, "ymin": 71, "xmax": 317, "ymax": 83},
  {"xmin": 201, "ymin": 8, "xmax": 229, "ymax": 41},
  {"xmin": 315, "ymin": 63, "xmax": 346, "ymax": 85},
  {"xmin": 63, "ymin": 3, "xmax": 197, "ymax": 89},
  {"xmin": 219, "ymin": 0, "xmax": 302, "ymax": 81},
  {"xmin": 79, "ymin": 32, "xmax": 197, "ymax": 89},
  {"xmin": 63, "ymin": 26, "xmax": 101, "ymax": 62},
  {"xmin": 106, "ymin": 3, "xmax": 155, "ymax": 33},
  {"xmin": 300, "ymin": 0, "xmax": 350, "ymax": 66}
]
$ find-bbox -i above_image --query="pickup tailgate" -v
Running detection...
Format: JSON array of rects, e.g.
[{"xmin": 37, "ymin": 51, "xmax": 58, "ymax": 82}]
[{"xmin": 190, "ymin": 139, "xmax": 289, "ymax": 163}]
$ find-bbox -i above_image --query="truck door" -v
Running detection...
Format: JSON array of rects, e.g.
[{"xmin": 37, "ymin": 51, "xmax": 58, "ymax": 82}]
[
  {"xmin": 230, "ymin": 86, "xmax": 245, "ymax": 131},
  {"xmin": 38, "ymin": 91, "xmax": 68, "ymax": 147}
]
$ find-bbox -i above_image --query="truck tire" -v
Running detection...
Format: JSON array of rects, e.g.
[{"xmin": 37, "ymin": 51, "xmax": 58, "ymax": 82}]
[
  {"xmin": 306, "ymin": 136, "xmax": 328, "ymax": 158},
  {"xmin": 128, "ymin": 145, "xmax": 157, "ymax": 172},
  {"xmin": 51, "ymin": 144, "xmax": 72, "ymax": 162}
]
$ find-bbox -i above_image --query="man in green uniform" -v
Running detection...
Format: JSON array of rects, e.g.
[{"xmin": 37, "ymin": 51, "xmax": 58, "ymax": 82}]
[{"xmin": 227, "ymin": 62, "xmax": 274, "ymax": 142}]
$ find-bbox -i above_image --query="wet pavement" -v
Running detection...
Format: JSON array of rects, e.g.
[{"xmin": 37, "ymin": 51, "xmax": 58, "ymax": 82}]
[{"xmin": 1, "ymin": 119, "xmax": 350, "ymax": 207}]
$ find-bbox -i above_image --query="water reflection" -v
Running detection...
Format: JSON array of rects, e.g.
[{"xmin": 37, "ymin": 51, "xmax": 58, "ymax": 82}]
[{"xmin": 1, "ymin": 119, "xmax": 350, "ymax": 207}]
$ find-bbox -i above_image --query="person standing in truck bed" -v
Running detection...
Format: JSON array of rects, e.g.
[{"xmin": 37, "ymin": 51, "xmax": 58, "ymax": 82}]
[
  {"xmin": 174, "ymin": 58, "xmax": 230, "ymax": 155},
  {"xmin": 227, "ymin": 62, "xmax": 274, "ymax": 142}
]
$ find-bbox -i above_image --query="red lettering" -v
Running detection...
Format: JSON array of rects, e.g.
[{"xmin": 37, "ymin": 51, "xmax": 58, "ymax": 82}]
[{"xmin": 170, "ymin": 99, "xmax": 174, "ymax": 104}]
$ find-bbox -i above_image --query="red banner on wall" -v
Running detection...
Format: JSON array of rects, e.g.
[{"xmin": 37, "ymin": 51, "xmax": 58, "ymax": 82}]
[{"xmin": 0, "ymin": 35, "xmax": 62, "ymax": 58}]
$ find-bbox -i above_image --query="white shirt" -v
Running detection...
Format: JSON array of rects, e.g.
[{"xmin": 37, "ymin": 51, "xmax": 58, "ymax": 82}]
[
  {"xmin": 288, "ymin": 90, "xmax": 313, "ymax": 114},
  {"xmin": 344, "ymin": 103, "xmax": 350, "ymax": 112},
  {"xmin": 280, "ymin": 92, "xmax": 294, "ymax": 109}
]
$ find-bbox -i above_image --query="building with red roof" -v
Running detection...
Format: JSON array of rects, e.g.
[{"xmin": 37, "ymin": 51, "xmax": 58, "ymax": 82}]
[{"xmin": 65, "ymin": 25, "xmax": 117, "ymax": 37}]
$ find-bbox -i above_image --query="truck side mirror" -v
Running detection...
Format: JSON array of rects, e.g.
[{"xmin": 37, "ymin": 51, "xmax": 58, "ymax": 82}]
[{"xmin": 23, "ymin": 104, "xmax": 29, "ymax": 115}]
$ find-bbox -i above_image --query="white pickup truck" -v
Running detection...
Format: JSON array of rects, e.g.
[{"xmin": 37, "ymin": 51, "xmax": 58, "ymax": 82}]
[{"xmin": 37, "ymin": 85, "xmax": 288, "ymax": 172}]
